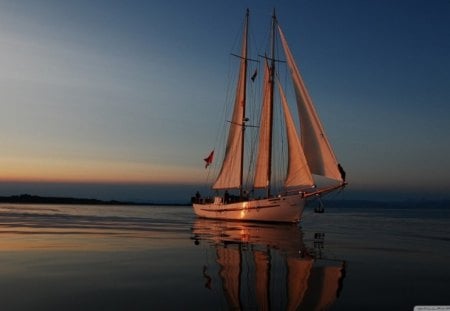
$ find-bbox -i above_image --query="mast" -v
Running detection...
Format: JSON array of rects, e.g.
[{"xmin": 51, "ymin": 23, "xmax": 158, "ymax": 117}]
[
  {"xmin": 267, "ymin": 9, "xmax": 276, "ymax": 197},
  {"xmin": 239, "ymin": 8, "xmax": 249, "ymax": 197}
]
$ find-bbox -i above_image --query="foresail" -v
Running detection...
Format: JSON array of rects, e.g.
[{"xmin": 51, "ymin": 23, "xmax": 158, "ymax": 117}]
[
  {"xmin": 278, "ymin": 79, "xmax": 314, "ymax": 188},
  {"xmin": 253, "ymin": 59, "xmax": 272, "ymax": 188},
  {"xmin": 212, "ymin": 96, "xmax": 244, "ymax": 189},
  {"xmin": 213, "ymin": 13, "xmax": 248, "ymax": 190},
  {"xmin": 278, "ymin": 25, "xmax": 343, "ymax": 182}
]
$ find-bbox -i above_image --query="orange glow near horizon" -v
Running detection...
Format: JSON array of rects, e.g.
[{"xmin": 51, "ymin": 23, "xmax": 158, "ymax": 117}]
[{"xmin": 0, "ymin": 157, "xmax": 204, "ymax": 184}]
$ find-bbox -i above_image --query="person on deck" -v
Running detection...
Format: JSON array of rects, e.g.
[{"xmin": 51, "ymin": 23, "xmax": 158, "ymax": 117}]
[
  {"xmin": 338, "ymin": 164, "xmax": 346, "ymax": 182},
  {"xmin": 224, "ymin": 190, "xmax": 229, "ymax": 204},
  {"xmin": 195, "ymin": 191, "xmax": 201, "ymax": 203}
]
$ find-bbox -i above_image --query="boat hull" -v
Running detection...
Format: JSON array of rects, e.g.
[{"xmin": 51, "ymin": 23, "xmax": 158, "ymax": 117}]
[{"xmin": 193, "ymin": 193, "xmax": 305, "ymax": 223}]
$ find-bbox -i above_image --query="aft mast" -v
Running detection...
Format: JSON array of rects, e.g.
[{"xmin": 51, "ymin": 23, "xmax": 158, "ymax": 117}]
[
  {"xmin": 239, "ymin": 8, "xmax": 249, "ymax": 197},
  {"xmin": 267, "ymin": 9, "xmax": 276, "ymax": 197},
  {"xmin": 254, "ymin": 10, "xmax": 276, "ymax": 197}
]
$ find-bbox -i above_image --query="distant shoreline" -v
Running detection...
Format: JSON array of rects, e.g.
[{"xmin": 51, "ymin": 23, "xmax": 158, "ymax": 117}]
[
  {"xmin": 0, "ymin": 194, "xmax": 448, "ymax": 209},
  {"xmin": 0, "ymin": 194, "xmax": 190, "ymax": 206}
]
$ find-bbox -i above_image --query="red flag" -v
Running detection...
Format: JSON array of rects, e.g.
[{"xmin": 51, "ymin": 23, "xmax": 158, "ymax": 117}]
[{"xmin": 203, "ymin": 150, "xmax": 214, "ymax": 168}]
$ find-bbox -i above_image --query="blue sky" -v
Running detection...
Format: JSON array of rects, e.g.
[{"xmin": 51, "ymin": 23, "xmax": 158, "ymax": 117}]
[{"xmin": 0, "ymin": 0, "xmax": 449, "ymax": 202}]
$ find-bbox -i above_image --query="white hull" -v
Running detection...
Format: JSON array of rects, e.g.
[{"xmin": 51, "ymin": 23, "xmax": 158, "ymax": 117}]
[{"xmin": 193, "ymin": 193, "xmax": 305, "ymax": 223}]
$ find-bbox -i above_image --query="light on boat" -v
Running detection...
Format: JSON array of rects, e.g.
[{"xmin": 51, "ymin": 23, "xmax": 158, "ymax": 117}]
[{"xmin": 239, "ymin": 202, "xmax": 249, "ymax": 219}]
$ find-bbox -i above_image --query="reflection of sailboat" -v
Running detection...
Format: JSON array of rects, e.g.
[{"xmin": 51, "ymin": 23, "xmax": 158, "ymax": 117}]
[
  {"xmin": 192, "ymin": 9, "xmax": 346, "ymax": 222},
  {"xmin": 192, "ymin": 219, "xmax": 346, "ymax": 310}
]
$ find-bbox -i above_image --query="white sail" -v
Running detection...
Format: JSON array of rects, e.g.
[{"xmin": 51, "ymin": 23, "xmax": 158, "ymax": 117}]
[
  {"xmin": 278, "ymin": 25, "xmax": 343, "ymax": 182},
  {"xmin": 277, "ymin": 79, "xmax": 314, "ymax": 188},
  {"xmin": 213, "ymin": 15, "xmax": 248, "ymax": 190},
  {"xmin": 253, "ymin": 59, "xmax": 272, "ymax": 188}
]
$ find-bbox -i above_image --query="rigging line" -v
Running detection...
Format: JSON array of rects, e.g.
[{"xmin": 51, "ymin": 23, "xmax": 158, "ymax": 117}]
[
  {"xmin": 228, "ymin": 9, "xmax": 250, "ymax": 57},
  {"xmin": 326, "ymin": 184, "xmax": 347, "ymax": 200},
  {"xmin": 226, "ymin": 120, "xmax": 259, "ymax": 128},
  {"xmin": 230, "ymin": 53, "xmax": 260, "ymax": 63},
  {"xmin": 258, "ymin": 54, "xmax": 286, "ymax": 63}
]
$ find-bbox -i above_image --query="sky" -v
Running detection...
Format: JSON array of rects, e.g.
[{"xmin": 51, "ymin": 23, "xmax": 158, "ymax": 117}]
[{"xmin": 0, "ymin": 0, "xmax": 449, "ymax": 202}]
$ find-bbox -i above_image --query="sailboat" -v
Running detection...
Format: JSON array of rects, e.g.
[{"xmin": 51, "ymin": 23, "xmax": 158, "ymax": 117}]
[
  {"xmin": 193, "ymin": 9, "xmax": 346, "ymax": 222},
  {"xmin": 191, "ymin": 219, "xmax": 346, "ymax": 310}
]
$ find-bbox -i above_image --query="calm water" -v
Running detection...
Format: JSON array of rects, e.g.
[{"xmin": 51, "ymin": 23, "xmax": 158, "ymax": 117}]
[{"xmin": 0, "ymin": 202, "xmax": 449, "ymax": 310}]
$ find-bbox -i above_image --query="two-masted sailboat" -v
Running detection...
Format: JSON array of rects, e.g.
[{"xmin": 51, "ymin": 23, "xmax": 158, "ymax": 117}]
[{"xmin": 193, "ymin": 10, "xmax": 346, "ymax": 222}]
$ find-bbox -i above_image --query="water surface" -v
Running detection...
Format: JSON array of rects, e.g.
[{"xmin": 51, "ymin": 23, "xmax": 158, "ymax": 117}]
[{"xmin": 0, "ymin": 202, "xmax": 449, "ymax": 310}]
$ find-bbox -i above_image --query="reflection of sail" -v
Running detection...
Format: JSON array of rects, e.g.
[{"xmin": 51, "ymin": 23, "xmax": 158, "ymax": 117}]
[
  {"xmin": 192, "ymin": 219, "xmax": 345, "ymax": 310},
  {"xmin": 299, "ymin": 265, "xmax": 344, "ymax": 310},
  {"xmin": 254, "ymin": 250, "xmax": 270, "ymax": 310},
  {"xmin": 217, "ymin": 247, "xmax": 241, "ymax": 309},
  {"xmin": 286, "ymin": 258, "xmax": 313, "ymax": 310}
]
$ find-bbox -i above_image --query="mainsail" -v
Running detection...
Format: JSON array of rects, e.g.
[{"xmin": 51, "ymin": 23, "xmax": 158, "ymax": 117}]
[
  {"xmin": 253, "ymin": 59, "xmax": 273, "ymax": 189},
  {"xmin": 278, "ymin": 25, "xmax": 343, "ymax": 182},
  {"xmin": 213, "ymin": 11, "xmax": 249, "ymax": 190}
]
